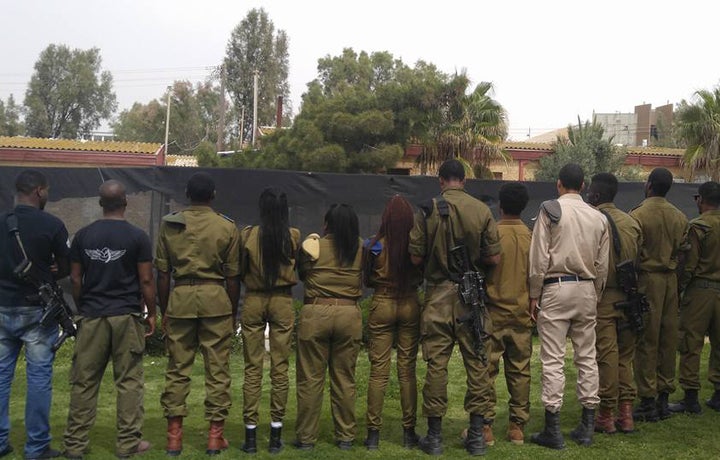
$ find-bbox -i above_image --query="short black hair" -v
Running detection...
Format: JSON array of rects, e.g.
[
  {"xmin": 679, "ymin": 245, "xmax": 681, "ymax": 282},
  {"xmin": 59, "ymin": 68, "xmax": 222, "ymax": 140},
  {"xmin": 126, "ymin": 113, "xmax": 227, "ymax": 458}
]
[
  {"xmin": 590, "ymin": 172, "xmax": 619, "ymax": 203},
  {"xmin": 438, "ymin": 159, "xmax": 465, "ymax": 181},
  {"xmin": 499, "ymin": 182, "xmax": 529, "ymax": 215},
  {"xmin": 15, "ymin": 169, "xmax": 48, "ymax": 195},
  {"xmin": 699, "ymin": 181, "xmax": 720, "ymax": 206},
  {"xmin": 558, "ymin": 163, "xmax": 584, "ymax": 191},
  {"xmin": 186, "ymin": 172, "xmax": 215, "ymax": 202},
  {"xmin": 647, "ymin": 168, "xmax": 673, "ymax": 197}
]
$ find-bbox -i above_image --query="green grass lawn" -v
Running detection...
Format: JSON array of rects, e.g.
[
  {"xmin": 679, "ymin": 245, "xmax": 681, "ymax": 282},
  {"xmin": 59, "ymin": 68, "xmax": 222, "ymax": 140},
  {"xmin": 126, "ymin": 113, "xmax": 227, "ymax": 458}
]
[{"xmin": 5, "ymin": 339, "xmax": 719, "ymax": 459}]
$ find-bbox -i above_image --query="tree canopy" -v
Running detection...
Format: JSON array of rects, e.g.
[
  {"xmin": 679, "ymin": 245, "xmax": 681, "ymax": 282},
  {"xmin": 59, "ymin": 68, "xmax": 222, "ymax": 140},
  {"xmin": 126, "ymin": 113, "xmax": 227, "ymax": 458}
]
[
  {"xmin": 225, "ymin": 8, "xmax": 290, "ymax": 143},
  {"xmin": 23, "ymin": 44, "xmax": 116, "ymax": 138},
  {"xmin": 0, "ymin": 95, "xmax": 24, "ymax": 136},
  {"xmin": 675, "ymin": 86, "xmax": 720, "ymax": 181}
]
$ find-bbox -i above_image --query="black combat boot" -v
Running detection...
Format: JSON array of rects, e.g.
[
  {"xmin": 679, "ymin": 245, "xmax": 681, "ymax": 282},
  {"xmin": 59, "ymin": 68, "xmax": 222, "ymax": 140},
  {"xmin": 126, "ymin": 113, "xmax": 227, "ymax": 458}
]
[
  {"xmin": 707, "ymin": 390, "xmax": 720, "ymax": 412},
  {"xmin": 569, "ymin": 407, "xmax": 595, "ymax": 446},
  {"xmin": 656, "ymin": 392, "xmax": 672, "ymax": 420},
  {"xmin": 530, "ymin": 409, "xmax": 565, "ymax": 450},
  {"xmin": 268, "ymin": 426, "xmax": 283, "ymax": 454},
  {"xmin": 418, "ymin": 417, "xmax": 443, "ymax": 455},
  {"xmin": 669, "ymin": 389, "xmax": 702, "ymax": 414},
  {"xmin": 364, "ymin": 429, "xmax": 380, "ymax": 450},
  {"xmin": 403, "ymin": 427, "xmax": 419, "ymax": 448},
  {"xmin": 464, "ymin": 414, "xmax": 487, "ymax": 456},
  {"xmin": 632, "ymin": 397, "xmax": 659, "ymax": 422},
  {"xmin": 241, "ymin": 426, "xmax": 257, "ymax": 454}
]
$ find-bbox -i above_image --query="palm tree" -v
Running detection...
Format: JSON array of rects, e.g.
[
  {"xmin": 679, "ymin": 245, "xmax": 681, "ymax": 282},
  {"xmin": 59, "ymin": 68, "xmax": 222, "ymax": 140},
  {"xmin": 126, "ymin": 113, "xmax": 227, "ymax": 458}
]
[
  {"xmin": 675, "ymin": 87, "xmax": 720, "ymax": 181},
  {"xmin": 417, "ymin": 75, "xmax": 508, "ymax": 176}
]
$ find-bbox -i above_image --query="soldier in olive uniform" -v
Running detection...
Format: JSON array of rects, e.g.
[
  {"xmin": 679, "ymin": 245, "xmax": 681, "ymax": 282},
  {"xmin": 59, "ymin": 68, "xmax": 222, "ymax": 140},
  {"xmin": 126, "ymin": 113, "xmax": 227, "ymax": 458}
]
[
  {"xmin": 482, "ymin": 182, "xmax": 532, "ymax": 446},
  {"xmin": 586, "ymin": 173, "xmax": 643, "ymax": 434},
  {"xmin": 239, "ymin": 188, "xmax": 300, "ymax": 454},
  {"xmin": 409, "ymin": 159, "xmax": 501, "ymax": 456},
  {"xmin": 294, "ymin": 204, "xmax": 364, "ymax": 451},
  {"xmin": 630, "ymin": 168, "xmax": 688, "ymax": 422},
  {"xmin": 363, "ymin": 195, "xmax": 423, "ymax": 450},
  {"xmin": 155, "ymin": 172, "xmax": 241, "ymax": 456},
  {"xmin": 669, "ymin": 181, "xmax": 720, "ymax": 413}
]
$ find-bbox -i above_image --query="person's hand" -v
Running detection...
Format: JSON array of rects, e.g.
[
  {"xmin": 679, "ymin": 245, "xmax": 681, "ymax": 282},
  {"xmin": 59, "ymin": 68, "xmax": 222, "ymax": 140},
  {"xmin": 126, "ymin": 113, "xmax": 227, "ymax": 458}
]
[
  {"xmin": 161, "ymin": 315, "xmax": 168, "ymax": 336},
  {"xmin": 530, "ymin": 298, "xmax": 540, "ymax": 322},
  {"xmin": 145, "ymin": 315, "xmax": 156, "ymax": 337}
]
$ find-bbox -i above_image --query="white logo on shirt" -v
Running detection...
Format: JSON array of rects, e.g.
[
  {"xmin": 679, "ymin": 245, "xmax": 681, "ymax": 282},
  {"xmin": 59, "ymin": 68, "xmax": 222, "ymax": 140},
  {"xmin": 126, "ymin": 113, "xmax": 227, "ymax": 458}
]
[{"xmin": 85, "ymin": 248, "xmax": 126, "ymax": 263}]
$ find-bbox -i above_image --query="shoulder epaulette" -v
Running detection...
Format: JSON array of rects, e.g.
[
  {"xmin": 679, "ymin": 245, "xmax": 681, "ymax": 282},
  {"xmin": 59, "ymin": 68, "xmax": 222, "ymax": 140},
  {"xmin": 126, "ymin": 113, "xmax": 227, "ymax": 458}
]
[
  {"xmin": 540, "ymin": 199, "xmax": 562, "ymax": 224},
  {"xmin": 217, "ymin": 212, "xmax": 234, "ymax": 223},
  {"xmin": 162, "ymin": 211, "xmax": 186, "ymax": 225},
  {"xmin": 690, "ymin": 217, "xmax": 711, "ymax": 232}
]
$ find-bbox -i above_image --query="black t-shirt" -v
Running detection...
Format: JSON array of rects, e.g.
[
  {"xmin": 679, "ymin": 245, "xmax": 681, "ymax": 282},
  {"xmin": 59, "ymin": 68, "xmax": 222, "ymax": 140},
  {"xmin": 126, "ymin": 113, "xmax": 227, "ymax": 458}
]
[
  {"xmin": 70, "ymin": 219, "xmax": 152, "ymax": 317},
  {"xmin": 0, "ymin": 205, "xmax": 70, "ymax": 306}
]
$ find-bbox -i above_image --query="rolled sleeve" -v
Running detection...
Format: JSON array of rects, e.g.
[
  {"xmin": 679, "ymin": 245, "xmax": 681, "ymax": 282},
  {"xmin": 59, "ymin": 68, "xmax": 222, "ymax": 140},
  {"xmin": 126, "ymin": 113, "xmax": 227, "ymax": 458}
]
[
  {"xmin": 528, "ymin": 210, "xmax": 551, "ymax": 298},
  {"xmin": 480, "ymin": 215, "xmax": 501, "ymax": 257},
  {"xmin": 222, "ymin": 226, "xmax": 241, "ymax": 277},
  {"xmin": 154, "ymin": 225, "xmax": 170, "ymax": 273},
  {"xmin": 408, "ymin": 211, "xmax": 426, "ymax": 258}
]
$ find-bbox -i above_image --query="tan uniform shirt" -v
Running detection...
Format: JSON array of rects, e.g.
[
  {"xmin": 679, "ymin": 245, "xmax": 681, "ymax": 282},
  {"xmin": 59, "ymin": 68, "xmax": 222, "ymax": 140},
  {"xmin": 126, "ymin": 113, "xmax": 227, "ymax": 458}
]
[
  {"xmin": 679, "ymin": 209, "xmax": 720, "ymax": 290},
  {"xmin": 630, "ymin": 196, "xmax": 688, "ymax": 272},
  {"xmin": 365, "ymin": 237, "xmax": 422, "ymax": 291},
  {"xmin": 597, "ymin": 203, "xmax": 642, "ymax": 289},
  {"xmin": 486, "ymin": 219, "xmax": 532, "ymax": 327},
  {"xmin": 529, "ymin": 193, "xmax": 610, "ymax": 299},
  {"xmin": 409, "ymin": 187, "xmax": 501, "ymax": 283},
  {"xmin": 239, "ymin": 226, "xmax": 300, "ymax": 291},
  {"xmin": 154, "ymin": 205, "xmax": 241, "ymax": 318},
  {"xmin": 299, "ymin": 235, "xmax": 363, "ymax": 299}
]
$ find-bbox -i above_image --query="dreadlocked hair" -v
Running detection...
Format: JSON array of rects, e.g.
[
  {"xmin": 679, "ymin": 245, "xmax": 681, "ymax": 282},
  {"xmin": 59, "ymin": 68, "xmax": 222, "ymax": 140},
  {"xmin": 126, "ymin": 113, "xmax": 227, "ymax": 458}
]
[
  {"xmin": 324, "ymin": 204, "xmax": 359, "ymax": 267},
  {"xmin": 368, "ymin": 195, "xmax": 415, "ymax": 295},
  {"xmin": 259, "ymin": 187, "xmax": 292, "ymax": 289}
]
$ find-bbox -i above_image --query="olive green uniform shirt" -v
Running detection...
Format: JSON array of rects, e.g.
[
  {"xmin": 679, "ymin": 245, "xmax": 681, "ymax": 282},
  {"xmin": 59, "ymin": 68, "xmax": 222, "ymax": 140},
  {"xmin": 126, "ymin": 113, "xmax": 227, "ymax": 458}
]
[
  {"xmin": 485, "ymin": 219, "xmax": 532, "ymax": 328},
  {"xmin": 240, "ymin": 226, "xmax": 300, "ymax": 290},
  {"xmin": 597, "ymin": 203, "xmax": 643, "ymax": 289},
  {"xmin": 409, "ymin": 187, "xmax": 501, "ymax": 283},
  {"xmin": 630, "ymin": 196, "xmax": 688, "ymax": 272},
  {"xmin": 154, "ymin": 205, "xmax": 241, "ymax": 318},
  {"xmin": 299, "ymin": 235, "xmax": 363, "ymax": 299},
  {"xmin": 679, "ymin": 209, "xmax": 720, "ymax": 291},
  {"xmin": 366, "ymin": 237, "xmax": 422, "ymax": 291}
]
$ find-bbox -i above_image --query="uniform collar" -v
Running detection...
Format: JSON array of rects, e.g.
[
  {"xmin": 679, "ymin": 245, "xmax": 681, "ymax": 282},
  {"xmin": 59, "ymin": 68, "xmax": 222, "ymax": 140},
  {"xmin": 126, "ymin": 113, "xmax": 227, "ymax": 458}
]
[
  {"xmin": 558, "ymin": 193, "xmax": 583, "ymax": 201},
  {"xmin": 187, "ymin": 204, "xmax": 213, "ymax": 211},
  {"xmin": 644, "ymin": 196, "xmax": 667, "ymax": 204},
  {"xmin": 498, "ymin": 219, "xmax": 525, "ymax": 226},
  {"xmin": 597, "ymin": 202, "xmax": 617, "ymax": 211}
]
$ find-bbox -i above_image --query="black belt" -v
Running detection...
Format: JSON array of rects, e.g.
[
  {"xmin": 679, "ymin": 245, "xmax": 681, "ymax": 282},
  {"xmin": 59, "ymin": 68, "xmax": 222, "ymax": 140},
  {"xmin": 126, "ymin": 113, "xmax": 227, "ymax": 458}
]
[
  {"xmin": 543, "ymin": 275, "xmax": 592, "ymax": 285},
  {"xmin": 174, "ymin": 278, "xmax": 225, "ymax": 286}
]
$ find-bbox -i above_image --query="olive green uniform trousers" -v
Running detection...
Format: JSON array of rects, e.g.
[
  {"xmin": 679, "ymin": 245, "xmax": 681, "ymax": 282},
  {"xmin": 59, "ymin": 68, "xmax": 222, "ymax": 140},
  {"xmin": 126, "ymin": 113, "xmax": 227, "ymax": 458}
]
[
  {"xmin": 161, "ymin": 315, "xmax": 233, "ymax": 420},
  {"xmin": 295, "ymin": 302, "xmax": 362, "ymax": 444},
  {"xmin": 421, "ymin": 281, "xmax": 489, "ymax": 417},
  {"xmin": 484, "ymin": 320, "xmax": 532, "ymax": 425},
  {"xmin": 634, "ymin": 271, "xmax": 678, "ymax": 398},
  {"xmin": 241, "ymin": 292, "xmax": 294, "ymax": 425},
  {"xmin": 63, "ymin": 314, "xmax": 146, "ymax": 457},
  {"xmin": 678, "ymin": 283, "xmax": 720, "ymax": 391},
  {"xmin": 596, "ymin": 288, "xmax": 637, "ymax": 408},
  {"xmin": 366, "ymin": 292, "xmax": 420, "ymax": 430}
]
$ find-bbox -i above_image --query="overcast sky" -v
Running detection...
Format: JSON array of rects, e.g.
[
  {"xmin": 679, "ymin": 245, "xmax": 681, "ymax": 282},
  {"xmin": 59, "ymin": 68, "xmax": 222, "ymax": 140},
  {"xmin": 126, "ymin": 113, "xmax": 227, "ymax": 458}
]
[{"xmin": 1, "ymin": 0, "xmax": 718, "ymax": 140}]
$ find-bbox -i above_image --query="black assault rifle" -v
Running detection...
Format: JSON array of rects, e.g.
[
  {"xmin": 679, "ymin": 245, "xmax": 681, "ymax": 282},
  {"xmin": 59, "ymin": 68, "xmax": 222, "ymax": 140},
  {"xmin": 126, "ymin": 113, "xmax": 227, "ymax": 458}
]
[
  {"xmin": 451, "ymin": 245, "xmax": 489, "ymax": 365},
  {"xmin": 614, "ymin": 259, "xmax": 650, "ymax": 333}
]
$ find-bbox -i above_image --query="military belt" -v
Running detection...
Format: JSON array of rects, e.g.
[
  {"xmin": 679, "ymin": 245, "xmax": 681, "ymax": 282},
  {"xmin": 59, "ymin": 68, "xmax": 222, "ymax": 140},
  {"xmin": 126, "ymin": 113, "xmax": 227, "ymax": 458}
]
[
  {"xmin": 690, "ymin": 278, "xmax": 720, "ymax": 291},
  {"xmin": 247, "ymin": 286, "xmax": 293, "ymax": 296},
  {"xmin": 174, "ymin": 278, "xmax": 225, "ymax": 287},
  {"xmin": 543, "ymin": 275, "xmax": 592, "ymax": 285},
  {"xmin": 304, "ymin": 297, "xmax": 356, "ymax": 306}
]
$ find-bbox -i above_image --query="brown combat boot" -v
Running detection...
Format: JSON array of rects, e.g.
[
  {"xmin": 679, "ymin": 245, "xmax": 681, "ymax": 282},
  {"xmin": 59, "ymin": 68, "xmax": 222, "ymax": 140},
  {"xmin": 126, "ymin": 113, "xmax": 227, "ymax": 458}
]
[
  {"xmin": 166, "ymin": 416, "xmax": 183, "ymax": 456},
  {"xmin": 507, "ymin": 422, "xmax": 524, "ymax": 445},
  {"xmin": 594, "ymin": 407, "xmax": 617, "ymax": 434},
  {"xmin": 615, "ymin": 401, "xmax": 635, "ymax": 433},
  {"xmin": 206, "ymin": 421, "xmax": 229, "ymax": 455},
  {"xmin": 482, "ymin": 423, "xmax": 495, "ymax": 447}
]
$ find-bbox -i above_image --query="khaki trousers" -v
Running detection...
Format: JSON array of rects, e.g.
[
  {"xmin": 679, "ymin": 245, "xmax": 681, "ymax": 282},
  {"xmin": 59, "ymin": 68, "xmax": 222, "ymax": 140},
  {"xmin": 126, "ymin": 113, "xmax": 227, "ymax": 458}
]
[
  {"xmin": 241, "ymin": 292, "xmax": 294, "ymax": 425},
  {"xmin": 484, "ymin": 321, "xmax": 532, "ymax": 425},
  {"xmin": 678, "ymin": 285, "xmax": 720, "ymax": 390},
  {"xmin": 537, "ymin": 280, "xmax": 599, "ymax": 411},
  {"xmin": 366, "ymin": 293, "xmax": 420, "ymax": 430},
  {"xmin": 634, "ymin": 271, "xmax": 678, "ymax": 398},
  {"xmin": 596, "ymin": 288, "xmax": 637, "ymax": 409},
  {"xmin": 421, "ymin": 281, "xmax": 489, "ymax": 418},
  {"xmin": 295, "ymin": 302, "xmax": 362, "ymax": 444},
  {"xmin": 161, "ymin": 315, "xmax": 233, "ymax": 421},
  {"xmin": 63, "ymin": 314, "xmax": 145, "ymax": 457}
]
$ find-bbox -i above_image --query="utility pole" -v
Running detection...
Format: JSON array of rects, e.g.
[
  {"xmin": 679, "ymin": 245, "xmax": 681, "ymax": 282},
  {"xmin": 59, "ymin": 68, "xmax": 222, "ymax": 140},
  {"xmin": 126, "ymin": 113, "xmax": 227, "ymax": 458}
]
[
  {"xmin": 252, "ymin": 69, "xmax": 259, "ymax": 148},
  {"xmin": 239, "ymin": 106, "xmax": 245, "ymax": 148},
  {"xmin": 164, "ymin": 85, "xmax": 172, "ymax": 163},
  {"xmin": 215, "ymin": 65, "xmax": 226, "ymax": 152}
]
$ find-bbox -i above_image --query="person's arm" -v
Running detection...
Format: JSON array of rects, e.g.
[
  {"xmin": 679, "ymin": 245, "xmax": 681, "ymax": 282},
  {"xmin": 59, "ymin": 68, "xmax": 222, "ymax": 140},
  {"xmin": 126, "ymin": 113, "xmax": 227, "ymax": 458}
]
[
  {"xmin": 157, "ymin": 270, "xmax": 171, "ymax": 333},
  {"xmin": 138, "ymin": 261, "xmax": 156, "ymax": 336},
  {"xmin": 594, "ymin": 219, "xmax": 610, "ymax": 298},
  {"xmin": 409, "ymin": 211, "xmax": 426, "ymax": 267},
  {"xmin": 679, "ymin": 226, "xmax": 701, "ymax": 293},
  {"xmin": 480, "ymin": 214, "xmax": 502, "ymax": 267},
  {"xmin": 52, "ymin": 223, "xmax": 71, "ymax": 280},
  {"xmin": 226, "ymin": 276, "xmax": 241, "ymax": 326},
  {"xmin": 70, "ymin": 261, "xmax": 83, "ymax": 307}
]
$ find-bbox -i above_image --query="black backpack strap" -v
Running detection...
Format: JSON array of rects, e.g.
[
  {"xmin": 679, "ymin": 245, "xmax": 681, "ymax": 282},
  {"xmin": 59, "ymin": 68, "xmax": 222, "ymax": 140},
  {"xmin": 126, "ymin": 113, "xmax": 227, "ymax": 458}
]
[{"xmin": 599, "ymin": 209, "xmax": 621, "ymax": 258}]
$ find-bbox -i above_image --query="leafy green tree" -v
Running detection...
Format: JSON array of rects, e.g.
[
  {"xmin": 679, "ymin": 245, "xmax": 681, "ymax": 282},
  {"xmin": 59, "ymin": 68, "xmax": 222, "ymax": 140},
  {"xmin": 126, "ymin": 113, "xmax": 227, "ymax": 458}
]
[
  {"xmin": 0, "ymin": 95, "xmax": 24, "ymax": 136},
  {"xmin": 675, "ymin": 87, "xmax": 720, "ymax": 181},
  {"xmin": 225, "ymin": 8, "xmax": 290, "ymax": 143},
  {"xmin": 535, "ymin": 117, "xmax": 632, "ymax": 181},
  {"xmin": 24, "ymin": 44, "xmax": 116, "ymax": 138}
]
